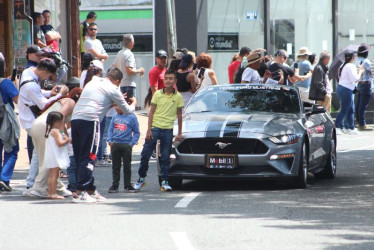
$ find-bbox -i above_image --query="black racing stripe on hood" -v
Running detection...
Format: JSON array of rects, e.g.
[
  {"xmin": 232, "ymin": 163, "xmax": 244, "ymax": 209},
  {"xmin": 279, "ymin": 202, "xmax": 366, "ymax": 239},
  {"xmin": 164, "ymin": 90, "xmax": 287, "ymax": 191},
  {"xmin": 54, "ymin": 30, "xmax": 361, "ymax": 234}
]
[
  {"xmin": 223, "ymin": 121, "xmax": 243, "ymax": 138},
  {"xmin": 205, "ymin": 116, "xmax": 224, "ymax": 137}
]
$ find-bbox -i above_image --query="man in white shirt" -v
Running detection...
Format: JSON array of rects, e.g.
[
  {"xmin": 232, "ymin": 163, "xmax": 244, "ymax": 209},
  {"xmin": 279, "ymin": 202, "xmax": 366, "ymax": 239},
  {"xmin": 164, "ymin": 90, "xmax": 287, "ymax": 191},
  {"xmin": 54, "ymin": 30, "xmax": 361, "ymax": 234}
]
[
  {"xmin": 241, "ymin": 53, "xmax": 262, "ymax": 83},
  {"xmin": 19, "ymin": 59, "xmax": 69, "ymax": 190},
  {"xmin": 113, "ymin": 34, "xmax": 144, "ymax": 98},
  {"xmin": 84, "ymin": 23, "xmax": 108, "ymax": 63}
]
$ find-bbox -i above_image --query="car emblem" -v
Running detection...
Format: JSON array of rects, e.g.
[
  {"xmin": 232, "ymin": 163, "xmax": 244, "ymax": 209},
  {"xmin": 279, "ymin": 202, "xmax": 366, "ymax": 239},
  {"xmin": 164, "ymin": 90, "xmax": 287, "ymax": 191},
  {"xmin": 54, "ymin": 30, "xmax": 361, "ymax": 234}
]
[{"xmin": 215, "ymin": 142, "xmax": 232, "ymax": 149}]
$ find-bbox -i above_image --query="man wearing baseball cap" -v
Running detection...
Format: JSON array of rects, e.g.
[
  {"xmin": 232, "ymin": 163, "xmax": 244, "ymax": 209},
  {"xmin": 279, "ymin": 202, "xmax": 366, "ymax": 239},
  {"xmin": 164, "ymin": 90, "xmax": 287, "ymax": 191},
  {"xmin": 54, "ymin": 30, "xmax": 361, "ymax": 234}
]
[
  {"xmin": 149, "ymin": 50, "xmax": 168, "ymax": 95},
  {"xmin": 25, "ymin": 45, "xmax": 44, "ymax": 69}
]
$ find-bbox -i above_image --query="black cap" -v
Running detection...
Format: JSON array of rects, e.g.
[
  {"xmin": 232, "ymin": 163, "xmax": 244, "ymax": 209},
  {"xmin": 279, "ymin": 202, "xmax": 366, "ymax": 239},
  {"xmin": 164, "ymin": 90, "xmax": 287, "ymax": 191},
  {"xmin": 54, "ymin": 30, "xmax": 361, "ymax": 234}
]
[
  {"xmin": 26, "ymin": 45, "xmax": 43, "ymax": 55},
  {"xmin": 156, "ymin": 50, "xmax": 168, "ymax": 58},
  {"xmin": 179, "ymin": 54, "xmax": 193, "ymax": 68}
]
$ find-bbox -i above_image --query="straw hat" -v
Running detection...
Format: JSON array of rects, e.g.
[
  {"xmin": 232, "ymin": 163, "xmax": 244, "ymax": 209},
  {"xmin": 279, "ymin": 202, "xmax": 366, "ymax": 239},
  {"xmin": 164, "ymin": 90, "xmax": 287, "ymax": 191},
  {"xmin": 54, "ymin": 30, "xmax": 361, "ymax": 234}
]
[
  {"xmin": 247, "ymin": 53, "xmax": 261, "ymax": 65},
  {"xmin": 297, "ymin": 47, "xmax": 312, "ymax": 57}
]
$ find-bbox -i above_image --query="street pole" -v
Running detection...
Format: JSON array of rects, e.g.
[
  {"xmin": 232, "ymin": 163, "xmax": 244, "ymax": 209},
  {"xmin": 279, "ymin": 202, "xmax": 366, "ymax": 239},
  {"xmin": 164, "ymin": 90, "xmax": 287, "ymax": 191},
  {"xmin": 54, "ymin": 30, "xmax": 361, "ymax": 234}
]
[{"xmin": 165, "ymin": 0, "xmax": 177, "ymax": 56}]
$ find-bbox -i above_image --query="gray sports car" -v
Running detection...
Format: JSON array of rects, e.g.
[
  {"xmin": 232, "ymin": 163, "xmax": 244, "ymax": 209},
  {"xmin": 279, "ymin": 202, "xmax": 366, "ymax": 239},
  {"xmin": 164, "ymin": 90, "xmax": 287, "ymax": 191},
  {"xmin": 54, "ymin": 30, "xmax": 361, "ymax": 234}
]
[{"xmin": 157, "ymin": 84, "xmax": 336, "ymax": 189}]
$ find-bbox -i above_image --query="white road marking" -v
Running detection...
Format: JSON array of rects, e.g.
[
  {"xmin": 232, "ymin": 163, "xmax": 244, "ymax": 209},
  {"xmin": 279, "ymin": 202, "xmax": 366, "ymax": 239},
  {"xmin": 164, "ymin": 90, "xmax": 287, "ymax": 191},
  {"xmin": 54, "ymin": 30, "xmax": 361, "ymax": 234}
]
[
  {"xmin": 170, "ymin": 232, "xmax": 195, "ymax": 250},
  {"xmin": 175, "ymin": 192, "xmax": 201, "ymax": 208},
  {"xmin": 338, "ymin": 144, "xmax": 374, "ymax": 153}
]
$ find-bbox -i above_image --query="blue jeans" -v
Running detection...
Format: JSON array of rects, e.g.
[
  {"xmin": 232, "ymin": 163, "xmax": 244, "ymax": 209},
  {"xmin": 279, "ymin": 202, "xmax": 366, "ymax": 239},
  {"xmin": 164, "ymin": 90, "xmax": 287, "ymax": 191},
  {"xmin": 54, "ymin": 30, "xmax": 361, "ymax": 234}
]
[
  {"xmin": 138, "ymin": 128, "xmax": 173, "ymax": 181},
  {"xmin": 120, "ymin": 86, "xmax": 136, "ymax": 99},
  {"xmin": 355, "ymin": 82, "xmax": 372, "ymax": 126},
  {"xmin": 336, "ymin": 85, "xmax": 355, "ymax": 130},
  {"xmin": 0, "ymin": 140, "xmax": 19, "ymax": 185},
  {"xmin": 67, "ymin": 155, "xmax": 77, "ymax": 190},
  {"xmin": 97, "ymin": 117, "xmax": 106, "ymax": 161}
]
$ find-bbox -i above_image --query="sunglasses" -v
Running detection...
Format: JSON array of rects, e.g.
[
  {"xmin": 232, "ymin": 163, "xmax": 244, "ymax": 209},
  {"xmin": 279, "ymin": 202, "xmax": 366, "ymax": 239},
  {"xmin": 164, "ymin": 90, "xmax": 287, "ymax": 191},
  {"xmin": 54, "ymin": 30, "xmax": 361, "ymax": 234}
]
[{"xmin": 89, "ymin": 28, "xmax": 97, "ymax": 31}]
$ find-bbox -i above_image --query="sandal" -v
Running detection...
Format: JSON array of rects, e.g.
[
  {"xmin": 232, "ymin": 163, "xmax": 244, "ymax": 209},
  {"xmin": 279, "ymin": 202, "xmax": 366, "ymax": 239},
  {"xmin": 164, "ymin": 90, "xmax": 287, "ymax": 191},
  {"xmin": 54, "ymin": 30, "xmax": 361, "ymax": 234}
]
[
  {"xmin": 59, "ymin": 171, "xmax": 68, "ymax": 178},
  {"xmin": 48, "ymin": 194, "xmax": 65, "ymax": 200}
]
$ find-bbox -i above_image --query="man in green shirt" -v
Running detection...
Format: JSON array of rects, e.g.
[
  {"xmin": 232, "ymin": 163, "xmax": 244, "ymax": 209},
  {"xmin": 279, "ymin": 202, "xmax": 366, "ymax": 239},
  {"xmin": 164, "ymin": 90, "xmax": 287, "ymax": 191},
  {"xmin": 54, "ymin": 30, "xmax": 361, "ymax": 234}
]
[{"xmin": 134, "ymin": 70, "xmax": 183, "ymax": 192}]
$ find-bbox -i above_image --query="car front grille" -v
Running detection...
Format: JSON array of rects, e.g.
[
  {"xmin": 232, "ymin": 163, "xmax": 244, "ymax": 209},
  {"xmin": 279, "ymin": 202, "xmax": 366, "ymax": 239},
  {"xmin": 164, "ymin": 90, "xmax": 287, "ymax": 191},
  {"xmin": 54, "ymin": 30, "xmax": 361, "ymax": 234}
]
[{"xmin": 177, "ymin": 138, "xmax": 268, "ymax": 154}]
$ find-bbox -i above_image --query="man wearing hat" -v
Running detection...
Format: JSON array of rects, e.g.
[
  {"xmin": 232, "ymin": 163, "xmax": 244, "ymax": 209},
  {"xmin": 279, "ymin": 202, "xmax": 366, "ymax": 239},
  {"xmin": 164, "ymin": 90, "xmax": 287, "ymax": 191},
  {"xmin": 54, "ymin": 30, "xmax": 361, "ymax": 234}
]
[
  {"xmin": 25, "ymin": 45, "xmax": 44, "ymax": 69},
  {"xmin": 241, "ymin": 53, "xmax": 262, "ymax": 83},
  {"xmin": 355, "ymin": 43, "xmax": 373, "ymax": 131},
  {"xmin": 292, "ymin": 47, "xmax": 314, "ymax": 103},
  {"xmin": 113, "ymin": 34, "xmax": 145, "ymax": 98},
  {"xmin": 149, "ymin": 50, "xmax": 168, "ymax": 95}
]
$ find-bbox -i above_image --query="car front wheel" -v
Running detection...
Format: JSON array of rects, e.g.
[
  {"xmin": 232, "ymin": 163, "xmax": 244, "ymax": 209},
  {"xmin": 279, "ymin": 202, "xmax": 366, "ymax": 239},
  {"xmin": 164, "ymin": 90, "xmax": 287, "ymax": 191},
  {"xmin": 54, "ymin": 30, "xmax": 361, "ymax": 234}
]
[{"xmin": 294, "ymin": 142, "xmax": 308, "ymax": 189}]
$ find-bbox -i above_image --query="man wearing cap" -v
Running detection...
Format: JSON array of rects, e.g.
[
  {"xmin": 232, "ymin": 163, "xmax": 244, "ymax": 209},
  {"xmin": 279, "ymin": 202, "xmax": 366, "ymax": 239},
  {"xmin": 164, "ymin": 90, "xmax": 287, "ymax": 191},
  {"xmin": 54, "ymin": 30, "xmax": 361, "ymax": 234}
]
[
  {"xmin": 229, "ymin": 47, "xmax": 251, "ymax": 83},
  {"xmin": 84, "ymin": 23, "xmax": 108, "ymax": 63},
  {"xmin": 25, "ymin": 45, "xmax": 43, "ymax": 69},
  {"xmin": 355, "ymin": 43, "xmax": 373, "ymax": 131},
  {"xmin": 149, "ymin": 50, "xmax": 168, "ymax": 95},
  {"xmin": 269, "ymin": 49, "xmax": 311, "ymax": 86},
  {"xmin": 113, "ymin": 34, "xmax": 145, "ymax": 98}
]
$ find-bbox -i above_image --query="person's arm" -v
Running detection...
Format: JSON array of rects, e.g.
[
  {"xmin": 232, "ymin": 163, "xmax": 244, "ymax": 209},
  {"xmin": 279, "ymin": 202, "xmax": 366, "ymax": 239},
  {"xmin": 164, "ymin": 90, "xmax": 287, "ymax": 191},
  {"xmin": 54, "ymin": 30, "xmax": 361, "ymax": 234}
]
[
  {"xmin": 313, "ymin": 67, "xmax": 327, "ymax": 95},
  {"xmin": 148, "ymin": 69, "xmax": 159, "ymax": 95},
  {"xmin": 126, "ymin": 66, "xmax": 145, "ymax": 76},
  {"xmin": 208, "ymin": 70, "xmax": 218, "ymax": 85},
  {"xmin": 45, "ymin": 30, "xmax": 61, "ymax": 41},
  {"xmin": 187, "ymin": 73, "xmax": 197, "ymax": 93},
  {"xmin": 107, "ymin": 116, "xmax": 115, "ymax": 146},
  {"xmin": 50, "ymin": 129, "xmax": 69, "ymax": 147},
  {"xmin": 146, "ymin": 104, "xmax": 156, "ymax": 141},
  {"xmin": 87, "ymin": 48, "xmax": 109, "ymax": 60},
  {"xmin": 175, "ymin": 108, "xmax": 183, "ymax": 141},
  {"xmin": 111, "ymin": 88, "xmax": 136, "ymax": 114},
  {"xmin": 130, "ymin": 116, "xmax": 140, "ymax": 146},
  {"xmin": 35, "ymin": 39, "xmax": 47, "ymax": 48}
]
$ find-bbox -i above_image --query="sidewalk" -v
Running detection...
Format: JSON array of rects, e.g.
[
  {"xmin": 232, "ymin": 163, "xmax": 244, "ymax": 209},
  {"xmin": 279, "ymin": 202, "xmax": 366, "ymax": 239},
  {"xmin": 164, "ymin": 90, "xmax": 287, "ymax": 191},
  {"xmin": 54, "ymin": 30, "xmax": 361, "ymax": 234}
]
[{"xmin": 15, "ymin": 111, "xmax": 149, "ymax": 170}]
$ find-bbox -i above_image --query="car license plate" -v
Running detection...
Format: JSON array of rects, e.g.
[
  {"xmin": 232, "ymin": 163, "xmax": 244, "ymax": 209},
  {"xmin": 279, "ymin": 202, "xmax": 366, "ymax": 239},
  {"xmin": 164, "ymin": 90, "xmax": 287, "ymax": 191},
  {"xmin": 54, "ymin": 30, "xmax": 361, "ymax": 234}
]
[{"xmin": 206, "ymin": 154, "xmax": 236, "ymax": 169}]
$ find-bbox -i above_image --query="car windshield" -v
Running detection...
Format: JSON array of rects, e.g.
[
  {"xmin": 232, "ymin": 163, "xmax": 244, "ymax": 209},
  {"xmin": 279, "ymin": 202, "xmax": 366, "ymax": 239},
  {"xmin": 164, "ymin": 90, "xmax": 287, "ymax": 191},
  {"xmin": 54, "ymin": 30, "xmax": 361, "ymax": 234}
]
[{"xmin": 185, "ymin": 85, "xmax": 300, "ymax": 114}]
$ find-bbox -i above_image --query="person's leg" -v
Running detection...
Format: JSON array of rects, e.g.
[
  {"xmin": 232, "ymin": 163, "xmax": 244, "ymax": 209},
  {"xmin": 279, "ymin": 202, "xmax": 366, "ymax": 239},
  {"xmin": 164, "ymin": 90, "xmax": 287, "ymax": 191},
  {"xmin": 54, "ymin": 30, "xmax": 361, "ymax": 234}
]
[
  {"xmin": 123, "ymin": 144, "xmax": 132, "ymax": 187},
  {"xmin": 0, "ymin": 141, "xmax": 19, "ymax": 187},
  {"xmin": 138, "ymin": 129, "xmax": 160, "ymax": 178},
  {"xmin": 358, "ymin": 84, "xmax": 372, "ymax": 126},
  {"xmin": 97, "ymin": 117, "xmax": 106, "ymax": 162},
  {"xmin": 158, "ymin": 129, "xmax": 173, "ymax": 182},
  {"xmin": 355, "ymin": 89, "xmax": 361, "ymax": 124},
  {"xmin": 25, "ymin": 130, "xmax": 39, "ymax": 188},
  {"xmin": 27, "ymin": 135, "xmax": 33, "ymax": 163},
  {"xmin": 48, "ymin": 168, "xmax": 59, "ymax": 196},
  {"xmin": 335, "ymin": 86, "xmax": 352, "ymax": 129},
  {"xmin": 111, "ymin": 144, "xmax": 121, "ymax": 186},
  {"xmin": 67, "ymin": 156, "xmax": 77, "ymax": 191},
  {"xmin": 347, "ymin": 94, "xmax": 355, "ymax": 130}
]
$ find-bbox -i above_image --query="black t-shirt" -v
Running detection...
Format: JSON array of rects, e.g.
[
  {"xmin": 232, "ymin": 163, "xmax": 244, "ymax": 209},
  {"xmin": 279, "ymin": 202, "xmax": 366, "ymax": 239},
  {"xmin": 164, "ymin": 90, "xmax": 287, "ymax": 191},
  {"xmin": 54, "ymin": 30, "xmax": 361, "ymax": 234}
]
[
  {"xmin": 269, "ymin": 62, "xmax": 295, "ymax": 85},
  {"xmin": 40, "ymin": 24, "xmax": 54, "ymax": 34},
  {"xmin": 176, "ymin": 72, "xmax": 191, "ymax": 92}
]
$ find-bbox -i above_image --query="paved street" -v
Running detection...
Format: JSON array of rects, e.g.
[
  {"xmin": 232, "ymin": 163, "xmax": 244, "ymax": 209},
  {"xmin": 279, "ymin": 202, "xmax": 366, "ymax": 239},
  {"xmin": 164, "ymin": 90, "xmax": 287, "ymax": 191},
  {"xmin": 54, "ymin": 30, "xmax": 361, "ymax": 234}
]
[{"xmin": 1, "ymin": 128, "xmax": 374, "ymax": 250}]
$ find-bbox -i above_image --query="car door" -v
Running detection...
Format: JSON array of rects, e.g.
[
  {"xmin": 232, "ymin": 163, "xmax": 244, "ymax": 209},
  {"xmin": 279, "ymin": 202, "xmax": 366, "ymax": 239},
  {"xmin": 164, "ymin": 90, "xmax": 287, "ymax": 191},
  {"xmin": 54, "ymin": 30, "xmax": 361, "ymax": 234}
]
[{"xmin": 304, "ymin": 113, "xmax": 326, "ymax": 168}]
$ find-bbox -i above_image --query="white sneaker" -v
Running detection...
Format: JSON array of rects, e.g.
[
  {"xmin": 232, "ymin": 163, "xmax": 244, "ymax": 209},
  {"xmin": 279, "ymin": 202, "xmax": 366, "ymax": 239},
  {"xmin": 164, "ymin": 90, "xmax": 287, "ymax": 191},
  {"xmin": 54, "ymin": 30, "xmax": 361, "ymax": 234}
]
[
  {"xmin": 336, "ymin": 128, "xmax": 344, "ymax": 135},
  {"xmin": 342, "ymin": 128, "xmax": 349, "ymax": 134},
  {"xmin": 347, "ymin": 129, "xmax": 360, "ymax": 135},
  {"xmin": 72, "ymin": 191, "xmax": 97, "ymax": 203},
  {"xmin": 160, "ymin": 181, "xmax": 173, "ymax": 192},
  {"xmin": 57, "ymin": 189, "xmax": 73, "ymax": 197},
  {"xmin": 90, "ymin": 190, "xmax": 107, "ymax": 202},
  {"xmin": 96, "ymin": 160, "xmax": 106, "ymax": 166},
  {"xmin": 30, "ymin": 189, "xmax": 49, "ymax": 198}
]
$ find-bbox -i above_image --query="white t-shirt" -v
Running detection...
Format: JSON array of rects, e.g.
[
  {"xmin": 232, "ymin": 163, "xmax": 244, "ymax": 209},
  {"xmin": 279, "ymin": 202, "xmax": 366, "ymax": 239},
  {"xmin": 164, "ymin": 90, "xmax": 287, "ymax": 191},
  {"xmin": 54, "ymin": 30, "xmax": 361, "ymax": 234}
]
[
  {"xmin": 339, "ymin": 63, "xmax": 359, "ymax": 90},
  {"xmin": 241, "ymin": 67, "xmax": 261, "ymax": 83},
  {"xmin": 113, "ymin": 48, "xmax": 137, "ymax": 87},
  {"xmin": 84, "ymin": 37, "xmax": 107, "ymax": 58},
  {"xmin": 80, "ymin": 70, "xmax": 87, "ymax": 88},
  {"xmin": 199, "ymin": 68, "xmax": 214, "ymax": 88},
  {"xmin": 18, "ymin": 68, "xmax": 62, "ymax": 130}
]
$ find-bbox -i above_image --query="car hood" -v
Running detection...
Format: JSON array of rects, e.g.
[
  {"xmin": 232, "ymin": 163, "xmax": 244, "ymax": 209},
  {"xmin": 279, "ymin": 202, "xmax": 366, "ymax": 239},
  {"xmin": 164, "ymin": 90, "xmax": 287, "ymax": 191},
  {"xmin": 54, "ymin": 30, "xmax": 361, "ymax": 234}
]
[{"xmin": 179, "ymin": 112, "xmax": 303, "ymax": 138}]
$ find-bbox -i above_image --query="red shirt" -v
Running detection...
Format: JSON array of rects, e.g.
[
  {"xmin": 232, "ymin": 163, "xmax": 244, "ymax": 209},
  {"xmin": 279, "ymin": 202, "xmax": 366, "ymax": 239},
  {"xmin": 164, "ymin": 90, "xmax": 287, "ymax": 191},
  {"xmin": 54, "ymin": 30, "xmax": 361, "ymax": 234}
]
[
  {"xmin": 149, "ymin": 66, "xmax": 166, "ymax": 90},
  {"xmin": 228, "ymin": 60, "xmax": 241, "ymax": 83}
]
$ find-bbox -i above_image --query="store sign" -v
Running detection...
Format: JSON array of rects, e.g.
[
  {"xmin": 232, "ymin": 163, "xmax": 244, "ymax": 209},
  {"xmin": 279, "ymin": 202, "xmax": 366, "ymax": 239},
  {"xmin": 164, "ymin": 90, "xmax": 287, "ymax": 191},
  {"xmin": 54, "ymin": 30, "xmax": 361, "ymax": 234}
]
[
  {"xmin": 13, "ymin": 0, "xmax": 33, "ymax": 68},
  {"xmin": 97, "ymin": 34, "xmax": 153, "ymax": 53},
  {"xmin": 246, "ymin": 11, "xmax": 258, "ymax": 20},
  {"xmin": 208, "ymin": 33, "xmax": 238, "ymax": 51}
]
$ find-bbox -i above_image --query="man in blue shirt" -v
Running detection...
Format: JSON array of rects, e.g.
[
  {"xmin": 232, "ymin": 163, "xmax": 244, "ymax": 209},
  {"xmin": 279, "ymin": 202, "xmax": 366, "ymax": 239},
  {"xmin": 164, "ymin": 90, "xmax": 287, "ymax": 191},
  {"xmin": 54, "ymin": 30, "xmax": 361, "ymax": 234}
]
[
  {"xmin": 355, "ymin": 43, "xmax": 373, "ymax": 131},
  {"xmin": 107, "ymin": 106, "xmax": 140, "ymax": 193},
  {"xmin": 0, "ymin": 77, "xmax": 20, "ymax": 192}
]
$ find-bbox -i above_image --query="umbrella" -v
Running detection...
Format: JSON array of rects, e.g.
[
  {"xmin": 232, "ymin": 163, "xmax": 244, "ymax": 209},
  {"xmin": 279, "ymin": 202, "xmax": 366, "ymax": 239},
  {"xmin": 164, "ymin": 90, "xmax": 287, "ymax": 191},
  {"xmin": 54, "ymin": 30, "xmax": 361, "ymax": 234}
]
[{"xmin": 328, "ymin": 44, "xmax": 360, "ymax": 80}]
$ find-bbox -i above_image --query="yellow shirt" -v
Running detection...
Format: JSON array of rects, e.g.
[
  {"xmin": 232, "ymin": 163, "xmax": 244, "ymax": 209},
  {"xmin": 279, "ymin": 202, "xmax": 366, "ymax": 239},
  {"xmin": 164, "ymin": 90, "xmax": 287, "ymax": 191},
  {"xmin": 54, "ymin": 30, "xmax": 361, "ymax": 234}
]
[{"xmin": 151, "ymin": 89, "xmax": 184, "ymax": 129}]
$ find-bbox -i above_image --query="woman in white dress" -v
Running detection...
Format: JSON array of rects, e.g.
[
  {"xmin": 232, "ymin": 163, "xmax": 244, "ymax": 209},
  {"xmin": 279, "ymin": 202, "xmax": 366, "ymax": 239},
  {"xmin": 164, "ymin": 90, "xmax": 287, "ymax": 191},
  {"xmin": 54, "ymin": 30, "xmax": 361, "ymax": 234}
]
[{"xmin": 196, "ymin": 53, "xmax": 218, "ymax": 89}]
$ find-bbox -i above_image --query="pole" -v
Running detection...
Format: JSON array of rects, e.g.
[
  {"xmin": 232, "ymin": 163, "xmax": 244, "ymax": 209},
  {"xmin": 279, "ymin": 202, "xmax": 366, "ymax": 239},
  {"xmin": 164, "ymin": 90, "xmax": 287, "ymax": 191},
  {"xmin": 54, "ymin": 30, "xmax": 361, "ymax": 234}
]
[{"xmin": 166, "ymin": 0, "xmax": 177, "ymax": 55}]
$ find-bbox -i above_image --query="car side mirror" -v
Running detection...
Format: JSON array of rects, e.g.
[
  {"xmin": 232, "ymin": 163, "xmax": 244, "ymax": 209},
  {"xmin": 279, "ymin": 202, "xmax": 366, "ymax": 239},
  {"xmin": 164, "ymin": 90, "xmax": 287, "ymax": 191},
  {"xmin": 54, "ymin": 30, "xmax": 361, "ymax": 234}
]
[{"xmin": 306, "ymin": 104, "xmax": 326, "ymax": 116}]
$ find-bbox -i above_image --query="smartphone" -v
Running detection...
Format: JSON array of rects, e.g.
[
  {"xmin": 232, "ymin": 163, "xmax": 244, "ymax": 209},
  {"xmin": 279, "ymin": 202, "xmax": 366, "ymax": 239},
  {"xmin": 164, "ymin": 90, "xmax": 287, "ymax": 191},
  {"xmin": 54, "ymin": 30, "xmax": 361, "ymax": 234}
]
[
  {"xmin": 198, "ymin": 67, "xmax": 205, "ymax": 79},
  {"xmin": 11, "ymin": 69, "xmax": 17, "ymax": 81},
  {"xmin": 126, "ymin": 88, "xmax": 134, "ymax": 102},
  {"xmin": 56, "ymin": 86, "xmax": 61, "ymax": 92},
  {"xmin": 192, "ymin": 63, "xmax": 197, "ymax": 70},
  {"xmin": 294, "ymin": 62, "xmax": 298, "ymax": 69}
]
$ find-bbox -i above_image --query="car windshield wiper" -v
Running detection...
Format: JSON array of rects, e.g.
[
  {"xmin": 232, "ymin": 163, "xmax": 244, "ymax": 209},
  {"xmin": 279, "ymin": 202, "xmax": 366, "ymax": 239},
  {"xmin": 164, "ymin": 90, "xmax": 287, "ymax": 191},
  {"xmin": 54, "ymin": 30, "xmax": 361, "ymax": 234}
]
[{"xmin": 186, "ymin": 110, "xmax": 212, "ymax": 114}]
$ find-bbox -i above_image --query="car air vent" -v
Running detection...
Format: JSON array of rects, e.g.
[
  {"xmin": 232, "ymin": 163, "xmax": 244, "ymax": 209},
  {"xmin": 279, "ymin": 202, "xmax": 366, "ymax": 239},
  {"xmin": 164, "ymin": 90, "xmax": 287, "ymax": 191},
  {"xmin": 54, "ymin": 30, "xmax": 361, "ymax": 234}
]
[{"xmin": 177, "ymin": 138, "xmax": 268, "ymax": 154}]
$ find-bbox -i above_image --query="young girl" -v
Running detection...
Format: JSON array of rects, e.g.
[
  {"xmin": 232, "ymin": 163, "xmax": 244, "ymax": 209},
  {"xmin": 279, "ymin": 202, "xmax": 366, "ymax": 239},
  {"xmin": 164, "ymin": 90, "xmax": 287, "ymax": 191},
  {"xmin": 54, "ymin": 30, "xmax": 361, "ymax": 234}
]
[{"xmin": 44, "ymin": 111, "xmax": 70, "ymax": 200}]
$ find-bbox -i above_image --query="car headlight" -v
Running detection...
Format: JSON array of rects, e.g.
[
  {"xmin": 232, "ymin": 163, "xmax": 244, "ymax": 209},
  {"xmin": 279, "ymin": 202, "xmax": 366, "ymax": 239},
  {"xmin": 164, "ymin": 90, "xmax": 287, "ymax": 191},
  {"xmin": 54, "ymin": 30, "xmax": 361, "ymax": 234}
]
[{"xmin": 269, "ymin": 134, "xmax": 299, "ymax": 144}]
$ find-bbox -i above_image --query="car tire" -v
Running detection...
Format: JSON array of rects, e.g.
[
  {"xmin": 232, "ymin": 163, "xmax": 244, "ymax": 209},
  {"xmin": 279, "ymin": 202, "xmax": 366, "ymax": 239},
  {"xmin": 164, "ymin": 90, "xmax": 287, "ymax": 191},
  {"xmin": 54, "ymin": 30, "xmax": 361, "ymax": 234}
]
[
  {"xmin": 294, "ymin": 142, "xmax": 308, "ymax": 189},
  {"xmin": 314, "ymin": 138, "xmax": 337, "ymax": 179},
  {"xmin": 158, "ymin": 176, "xmax": 183, "ymax": 189}
]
